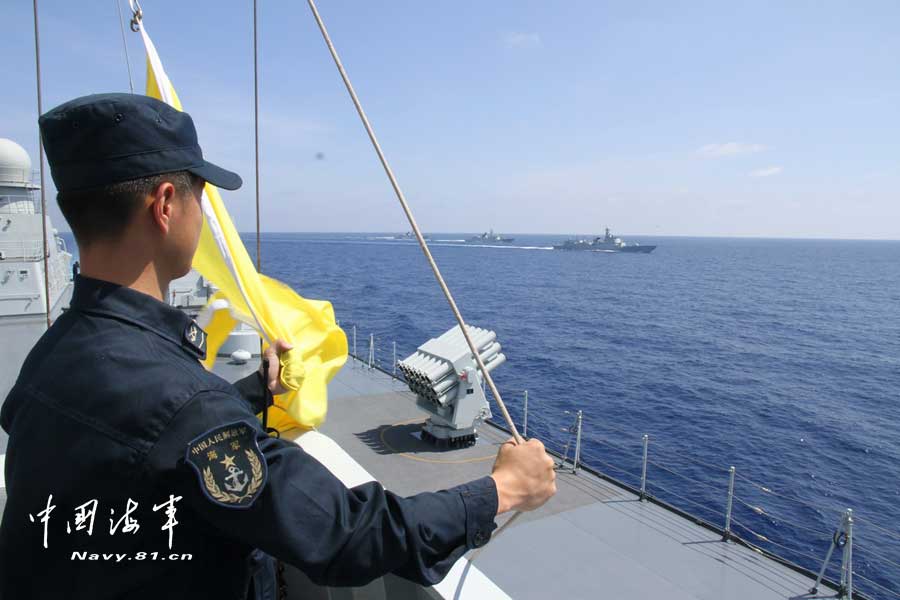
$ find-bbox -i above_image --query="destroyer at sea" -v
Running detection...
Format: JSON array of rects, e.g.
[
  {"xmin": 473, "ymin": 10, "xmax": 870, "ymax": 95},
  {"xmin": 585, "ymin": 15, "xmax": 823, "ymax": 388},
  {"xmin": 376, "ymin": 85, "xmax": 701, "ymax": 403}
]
[
  {"xmin": 468, "ymin": 229, "xmax": 514, "ymax": 243},
  {"xmin": 554, "ymin": 228, "xmax": 655, "ymax": 253}
]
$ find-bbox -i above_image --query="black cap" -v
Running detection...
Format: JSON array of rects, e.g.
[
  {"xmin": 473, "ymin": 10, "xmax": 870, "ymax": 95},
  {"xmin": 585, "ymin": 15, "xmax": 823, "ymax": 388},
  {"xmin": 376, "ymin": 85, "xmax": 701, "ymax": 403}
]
[{"xmin": 39, "ymin": 93, "xmax": 242, "ymax": 192}]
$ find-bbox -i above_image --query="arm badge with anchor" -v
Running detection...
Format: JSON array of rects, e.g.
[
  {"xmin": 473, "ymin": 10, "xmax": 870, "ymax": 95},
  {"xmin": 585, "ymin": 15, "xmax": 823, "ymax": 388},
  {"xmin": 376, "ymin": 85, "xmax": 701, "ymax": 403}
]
[{"xmin": 185, "ymin": 421, "xmax": 268, "ymax": 508}]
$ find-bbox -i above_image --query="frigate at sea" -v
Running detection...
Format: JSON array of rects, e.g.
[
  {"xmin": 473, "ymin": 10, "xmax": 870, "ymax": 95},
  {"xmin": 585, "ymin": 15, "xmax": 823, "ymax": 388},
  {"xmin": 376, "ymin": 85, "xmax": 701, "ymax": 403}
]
[
  {"xmin": 469, "ymin": 230, "xmax": 515, "ymax": 244},
  {"xmin": 554, "ymin": 228, "xmax": 656, "ymax": 253},
  {"xmin": 0, "ymin": 142, "xmax": 865, "ymax": 599}
]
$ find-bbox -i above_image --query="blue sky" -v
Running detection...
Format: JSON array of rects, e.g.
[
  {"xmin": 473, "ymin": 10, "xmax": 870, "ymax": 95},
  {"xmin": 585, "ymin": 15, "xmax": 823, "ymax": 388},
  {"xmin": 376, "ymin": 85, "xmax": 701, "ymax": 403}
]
[{"xmin": 3, "ymin": 1, "xmax": 899, "ymax": 238}]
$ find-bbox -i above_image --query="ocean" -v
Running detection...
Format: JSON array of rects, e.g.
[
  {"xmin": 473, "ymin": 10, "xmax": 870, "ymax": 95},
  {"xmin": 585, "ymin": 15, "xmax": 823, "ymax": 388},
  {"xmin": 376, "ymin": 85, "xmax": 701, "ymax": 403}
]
[{"xmin": 252, "ymin": 232, "xmax": 900, "ymax": 597}]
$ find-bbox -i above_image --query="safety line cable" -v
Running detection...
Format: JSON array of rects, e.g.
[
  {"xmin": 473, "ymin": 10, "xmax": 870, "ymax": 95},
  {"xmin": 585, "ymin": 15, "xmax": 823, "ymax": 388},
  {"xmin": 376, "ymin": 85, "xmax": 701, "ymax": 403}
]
[
  {"xmin": 733, "ymin": 471, "xmax": 841, "ymax": 516},
  {"xmin": 850, "ymin": 572, "xmax": 900, "ymax": 598},
  {"xmin": 854, "ymin": 514, "xmax": 900, "ymax": 542},
  {"xmin": 646, "ymin": 458, "xmax": 726, "ymax": 492},
  {"xmin": 729, "ymin": 495, "xmax": 833, "ymax": 539},
  {"xmin": 645, "ymin": 481, "xmax": 728, "ymax": 517},
  {"xmin": 854, "ymin": 545, "xmax": 900, "ymax": 572},
  {"xmin": 729, "ymin": 518, "xmax": 832, "ymax": 566}
]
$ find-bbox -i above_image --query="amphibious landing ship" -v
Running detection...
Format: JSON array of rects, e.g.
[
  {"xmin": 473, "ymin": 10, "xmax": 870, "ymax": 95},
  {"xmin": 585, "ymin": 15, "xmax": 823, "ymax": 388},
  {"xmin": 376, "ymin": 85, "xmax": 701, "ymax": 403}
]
[{"xmin": 0, "ymin": 150, "xmax": 866, "ymax": 599}]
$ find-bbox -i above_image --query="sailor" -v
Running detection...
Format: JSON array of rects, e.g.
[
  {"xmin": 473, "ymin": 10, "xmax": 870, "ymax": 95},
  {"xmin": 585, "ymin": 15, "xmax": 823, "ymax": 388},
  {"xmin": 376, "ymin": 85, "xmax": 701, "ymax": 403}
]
[{"xmin": 0, "ymin": 93, "xmax": 556, "ymax": 599}]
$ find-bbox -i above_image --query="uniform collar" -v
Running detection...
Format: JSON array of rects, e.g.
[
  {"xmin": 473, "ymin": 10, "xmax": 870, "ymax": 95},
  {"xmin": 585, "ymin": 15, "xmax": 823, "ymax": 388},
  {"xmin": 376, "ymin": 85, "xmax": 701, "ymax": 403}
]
[{"xmin": 70, "ymin": 274, "xmax": 207, "ymax": 360}]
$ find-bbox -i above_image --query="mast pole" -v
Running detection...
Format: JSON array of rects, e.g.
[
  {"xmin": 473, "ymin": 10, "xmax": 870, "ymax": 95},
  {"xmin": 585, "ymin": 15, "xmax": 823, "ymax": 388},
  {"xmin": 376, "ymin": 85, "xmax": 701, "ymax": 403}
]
[
  {"xmin": 32, "ymin": 0, "xmax": 52, "ymax": 329},
  {"xmin": 253, "ymin": 0, "xmax": 262, "ymax": 273}
]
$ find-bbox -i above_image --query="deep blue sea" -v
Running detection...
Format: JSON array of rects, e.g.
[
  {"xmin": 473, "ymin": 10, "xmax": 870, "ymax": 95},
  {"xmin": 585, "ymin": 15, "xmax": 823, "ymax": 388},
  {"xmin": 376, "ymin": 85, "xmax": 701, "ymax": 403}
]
[{"xmin": 249, "ymin": 232, "xmax": 899, "ymax": 597}]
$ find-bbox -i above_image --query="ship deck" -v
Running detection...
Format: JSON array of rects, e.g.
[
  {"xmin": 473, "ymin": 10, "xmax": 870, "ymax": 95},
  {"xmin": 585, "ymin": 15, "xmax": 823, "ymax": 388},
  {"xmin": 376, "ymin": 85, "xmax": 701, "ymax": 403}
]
[
  {"xmin": 0, "ymin": 356, "xmax": 835, "ymax": 599},
  {"xmin": 311, "ymin": 358, "xmax": 831, "ymax": 600}
]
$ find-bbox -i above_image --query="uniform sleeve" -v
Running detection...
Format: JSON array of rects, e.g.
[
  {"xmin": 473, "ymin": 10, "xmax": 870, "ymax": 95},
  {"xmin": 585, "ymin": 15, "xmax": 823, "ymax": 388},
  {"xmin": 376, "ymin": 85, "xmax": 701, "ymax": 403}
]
[
  {"xmin": 146, "ymin": 390, "xmax": 498, "ymax": 587},
  {"xmin": 231, "ymin": 371, "xmax": 267, "ymax": 414}
]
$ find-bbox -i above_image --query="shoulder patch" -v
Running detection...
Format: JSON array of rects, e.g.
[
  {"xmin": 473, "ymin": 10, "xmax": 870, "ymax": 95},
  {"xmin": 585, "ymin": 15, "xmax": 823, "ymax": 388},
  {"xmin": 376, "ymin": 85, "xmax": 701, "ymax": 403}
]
[
  {"xmin": 185, "ymin": 421, "xmax": 267, "ymax": 509},
  {"xmin": 182, "ymin": 320, "xmax": 207, "ymax": 360}
]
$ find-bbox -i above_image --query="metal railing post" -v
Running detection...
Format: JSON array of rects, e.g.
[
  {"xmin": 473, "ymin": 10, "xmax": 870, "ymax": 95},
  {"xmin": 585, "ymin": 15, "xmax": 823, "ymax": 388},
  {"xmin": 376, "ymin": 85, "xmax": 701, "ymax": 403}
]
[
  {"xmin": 522, "ymin": 390, "xmax": 528, "ymax": 438},
  {"xmin": 368, "ymin": 334, "xmax": 374, "ymax": 369},
  {"xmin": 392, "ymin": 341, "xmax": 397, "ymax": 376},
  {"xmin": 640, "ymin": 434, "xmax": 649, "ymax": 500},
  {"xmin": 723, "ymin": 466, "xmax": 735, "ymax": 540},
  {"xmin": 840, "ymin": 509, "xmax": 853, "ymax": 598},
  {"xmin": 352, "ymin": 325, "xmax": 357, "ymax": 362},
  {"xmin": 573, "ymin": 410, "xmax": 583, "ymax": 473},
  {"xmin": 810, "ymin": 508, "xmax": 852, "ymax": 596}
]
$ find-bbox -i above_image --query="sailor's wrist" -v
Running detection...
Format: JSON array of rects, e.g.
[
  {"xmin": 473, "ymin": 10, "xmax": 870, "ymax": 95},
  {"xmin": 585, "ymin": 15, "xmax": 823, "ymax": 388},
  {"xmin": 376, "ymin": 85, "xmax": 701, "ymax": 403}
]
[{"xmin": 490, "ymin": 472, "xmax": 517, "ymax": 515}]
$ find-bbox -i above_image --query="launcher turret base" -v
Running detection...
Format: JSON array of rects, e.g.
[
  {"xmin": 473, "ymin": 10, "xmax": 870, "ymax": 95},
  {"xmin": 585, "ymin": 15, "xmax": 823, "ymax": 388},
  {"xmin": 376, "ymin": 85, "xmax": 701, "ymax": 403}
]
[{"xmin": 420, "ymin": 421, "xmax": 478, "ymax": 448}]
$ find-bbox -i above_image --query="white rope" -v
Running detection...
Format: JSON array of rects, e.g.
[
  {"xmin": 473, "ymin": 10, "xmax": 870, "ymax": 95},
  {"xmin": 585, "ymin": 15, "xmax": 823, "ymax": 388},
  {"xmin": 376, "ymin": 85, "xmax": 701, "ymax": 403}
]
[{"xmin": 305, "ymin": 0, "xmax": 522, "ymax": 444}]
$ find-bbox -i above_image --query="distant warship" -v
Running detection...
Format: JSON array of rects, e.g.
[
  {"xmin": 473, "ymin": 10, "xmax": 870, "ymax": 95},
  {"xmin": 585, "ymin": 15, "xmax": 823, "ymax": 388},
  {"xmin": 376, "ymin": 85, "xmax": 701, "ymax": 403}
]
[
  {"xmin": 392, "ymin": 231, "xmax": 431, "ymax": 241},
  {"xmin": 468, "ymin": 229, "xmax": 514, "ymax": 243},
  {"xmin": 554, "ymin": 228, "xmax": 655, "ymax": 253}
]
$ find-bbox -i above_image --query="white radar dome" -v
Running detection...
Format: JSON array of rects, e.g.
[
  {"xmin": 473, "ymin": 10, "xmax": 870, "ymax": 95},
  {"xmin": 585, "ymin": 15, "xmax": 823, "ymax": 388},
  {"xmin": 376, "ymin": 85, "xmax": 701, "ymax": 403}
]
[{"xmin": 0, "ymin": 138, "xmax": 33, "ymax": 186}]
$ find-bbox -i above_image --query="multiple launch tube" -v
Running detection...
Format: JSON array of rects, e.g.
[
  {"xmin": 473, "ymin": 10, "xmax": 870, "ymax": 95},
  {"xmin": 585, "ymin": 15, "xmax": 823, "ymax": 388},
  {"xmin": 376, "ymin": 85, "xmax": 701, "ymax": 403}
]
[{"xmin": 398, "ymin": 326, "xmax": 506, "ymax": 406}]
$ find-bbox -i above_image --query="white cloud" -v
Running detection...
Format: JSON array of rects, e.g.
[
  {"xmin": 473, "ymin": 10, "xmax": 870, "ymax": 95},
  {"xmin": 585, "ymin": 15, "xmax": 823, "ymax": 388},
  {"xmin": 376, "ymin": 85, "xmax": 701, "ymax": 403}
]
[
  {"xmin": 696, "ymin": 142, "xmax": 766, "ymax": 158},
  {"xmin": 501, "ymin": 32, "xmax": 542, "ymax": 49},
  {"xmin": 749, "ymin": 166, "xmax": 783, "ymax": 177}
]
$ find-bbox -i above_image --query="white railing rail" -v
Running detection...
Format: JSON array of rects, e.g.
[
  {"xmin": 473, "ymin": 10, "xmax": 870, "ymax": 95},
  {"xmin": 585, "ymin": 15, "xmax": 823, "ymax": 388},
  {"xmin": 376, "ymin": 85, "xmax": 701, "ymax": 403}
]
[
  {"xmin": 0, "ymin": 193, "xmax": 40, "ymax": 215},
  {"xmin": 0, "ymin": 239, "xmax": 44, "ymax": 261}
]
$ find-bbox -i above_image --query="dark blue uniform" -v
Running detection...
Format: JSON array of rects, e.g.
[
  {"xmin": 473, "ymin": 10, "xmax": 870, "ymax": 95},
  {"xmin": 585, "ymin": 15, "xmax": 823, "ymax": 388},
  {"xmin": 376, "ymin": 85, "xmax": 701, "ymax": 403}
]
[{"xmin": 0, "ymin": 275, "xmax": 498, "ymax": 599}]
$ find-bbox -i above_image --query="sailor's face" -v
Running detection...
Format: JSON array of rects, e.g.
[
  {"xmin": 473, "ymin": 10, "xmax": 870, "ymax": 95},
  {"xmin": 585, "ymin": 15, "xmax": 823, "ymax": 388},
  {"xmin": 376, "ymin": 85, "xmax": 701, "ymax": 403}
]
[
  {"xmin": 167, "ymin": 177, "xmax": 205, "ymax": 278},
  {"xmin": 182, "ymin": 177, "xmax": 205, "ymax": 269}
]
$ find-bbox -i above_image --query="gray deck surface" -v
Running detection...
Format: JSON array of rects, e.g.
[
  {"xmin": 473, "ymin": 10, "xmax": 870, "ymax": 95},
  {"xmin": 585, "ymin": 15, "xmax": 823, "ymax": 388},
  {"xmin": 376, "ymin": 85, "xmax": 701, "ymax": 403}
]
[
  {"xmin": 317, "ymin": 359, "xmax": 833, "ymax": 600},
  {"xmin": 0, "ymin": 353, "xmax": 834, "ymax": 599}
]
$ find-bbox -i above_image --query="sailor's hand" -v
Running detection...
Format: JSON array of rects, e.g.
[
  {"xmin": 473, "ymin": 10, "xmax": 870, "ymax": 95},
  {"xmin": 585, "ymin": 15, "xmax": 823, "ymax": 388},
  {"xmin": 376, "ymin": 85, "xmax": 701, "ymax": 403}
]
[
  {"xmin": 261, "ymin": 339, "xmax": 293, "ymax": 395},
  {"xmin": 490, "ymin": 438, "xmax": 557, "ymax": 514}
]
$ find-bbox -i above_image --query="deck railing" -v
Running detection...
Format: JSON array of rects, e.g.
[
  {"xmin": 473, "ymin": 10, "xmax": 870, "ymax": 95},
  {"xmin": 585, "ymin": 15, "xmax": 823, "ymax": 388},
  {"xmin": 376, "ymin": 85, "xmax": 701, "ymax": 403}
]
[{"xmin": 342, "ymin": 325, "xmax": 899, "ymax": 600}]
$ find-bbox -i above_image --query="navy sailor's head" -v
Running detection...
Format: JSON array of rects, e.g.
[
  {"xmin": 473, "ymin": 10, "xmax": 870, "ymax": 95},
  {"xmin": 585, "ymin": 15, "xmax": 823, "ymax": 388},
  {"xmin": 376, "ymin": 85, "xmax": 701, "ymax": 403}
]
[{"xmin": 39, "ymin": 93, "xmax": 242, "ymax": 284}]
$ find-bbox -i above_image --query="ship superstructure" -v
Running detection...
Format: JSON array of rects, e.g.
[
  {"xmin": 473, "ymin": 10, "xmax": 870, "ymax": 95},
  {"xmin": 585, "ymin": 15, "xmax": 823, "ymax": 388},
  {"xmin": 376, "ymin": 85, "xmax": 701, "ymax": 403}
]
[{"xmin": 0, "ymin": 139, "xmax": 73, "ymax": 401}]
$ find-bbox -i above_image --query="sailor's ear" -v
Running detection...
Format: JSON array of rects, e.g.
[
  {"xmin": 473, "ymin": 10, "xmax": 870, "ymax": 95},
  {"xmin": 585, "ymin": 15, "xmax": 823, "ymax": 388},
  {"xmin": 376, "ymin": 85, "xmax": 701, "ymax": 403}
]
[{"xmin": 148, "ymin": 181, "xmax": 177, "ymax": 234}]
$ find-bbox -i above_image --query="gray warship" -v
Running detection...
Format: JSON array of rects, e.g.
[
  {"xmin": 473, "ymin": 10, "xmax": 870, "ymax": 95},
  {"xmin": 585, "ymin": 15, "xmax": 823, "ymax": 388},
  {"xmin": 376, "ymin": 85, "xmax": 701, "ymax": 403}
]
[
  {"xmin": 468, "ymin": 229, "xmax": 515, "ymax": 243},
  {"xmin": 554, "ymin": 228, "xmax": 656, "ymax": 253},
  {"xmin": 0, "ymin": 142, "xmax": 877, "ymax": 599},
  {"xmin": 392, "ymin": 232, "xmax": 432, "ymax": 241}
]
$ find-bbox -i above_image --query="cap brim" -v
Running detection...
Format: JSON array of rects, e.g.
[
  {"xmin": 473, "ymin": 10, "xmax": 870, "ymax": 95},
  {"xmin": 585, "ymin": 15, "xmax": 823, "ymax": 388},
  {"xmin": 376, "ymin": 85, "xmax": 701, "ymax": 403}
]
[{"xmin": 189, "ymin": 160, "xmax": 242, "ymax": 191}]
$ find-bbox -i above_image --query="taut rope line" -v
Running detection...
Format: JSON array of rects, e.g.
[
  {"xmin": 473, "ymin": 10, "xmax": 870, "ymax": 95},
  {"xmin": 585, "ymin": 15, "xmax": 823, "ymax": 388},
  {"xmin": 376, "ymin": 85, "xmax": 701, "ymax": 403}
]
[{"xmin": 305, "ymin": 0, "xmax": 523, "ymax": 444}]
